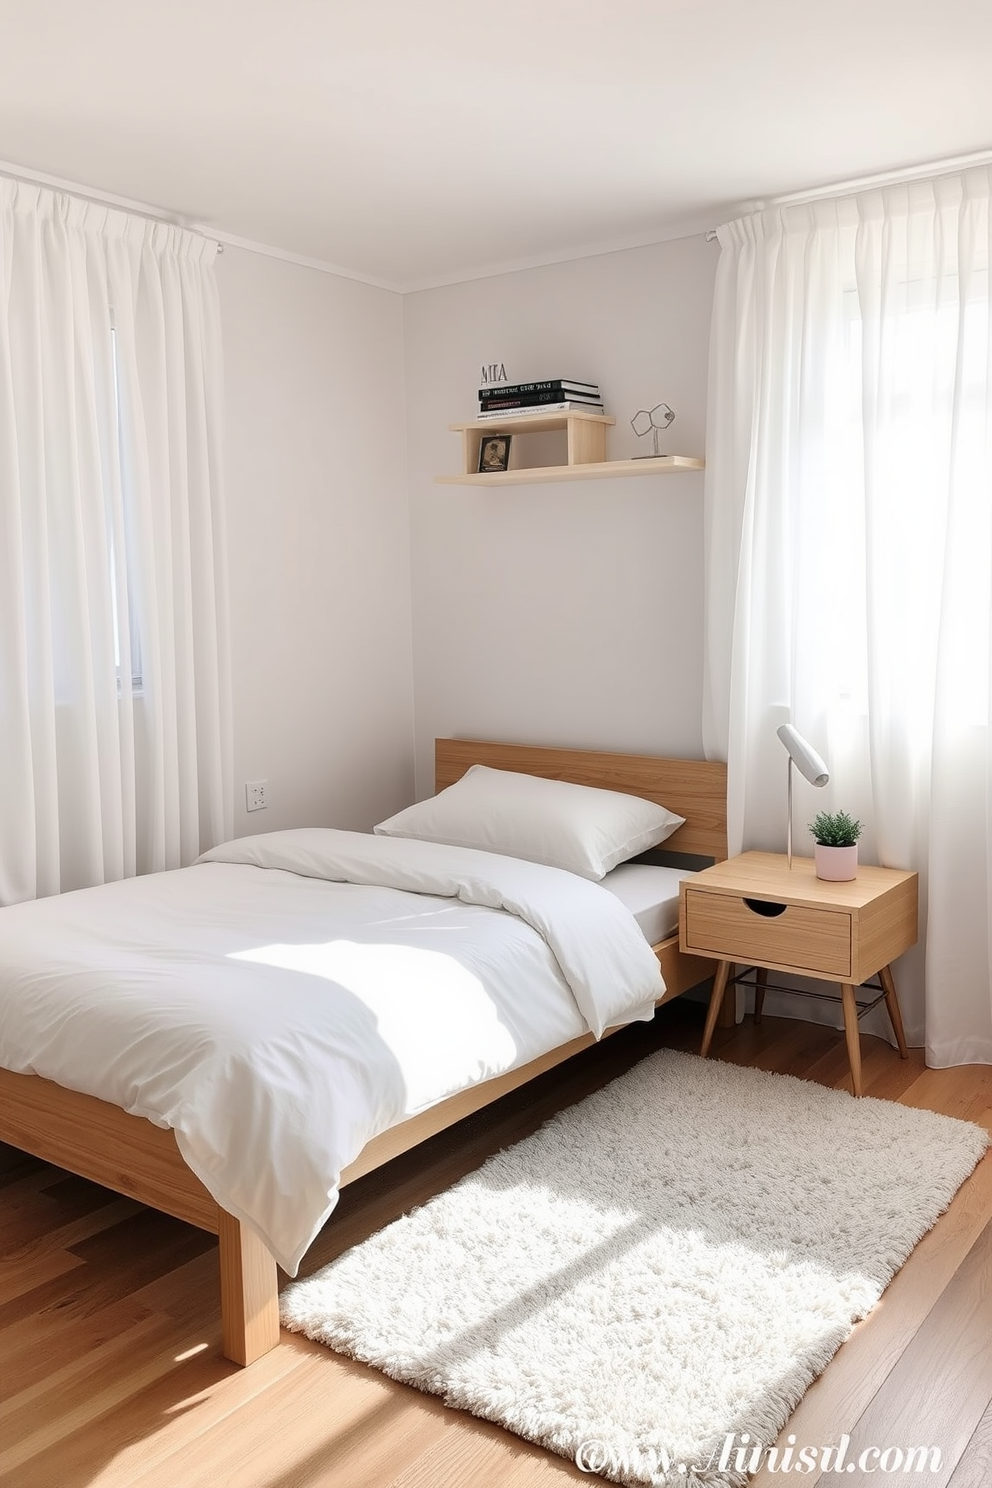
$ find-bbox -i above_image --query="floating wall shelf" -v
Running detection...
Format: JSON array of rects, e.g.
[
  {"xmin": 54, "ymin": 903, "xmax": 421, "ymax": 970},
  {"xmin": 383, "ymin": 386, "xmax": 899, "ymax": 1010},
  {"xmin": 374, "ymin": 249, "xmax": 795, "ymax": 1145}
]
[{"xmin": 437, "ymin": 410, "xmax": 704, "ymax": 486}]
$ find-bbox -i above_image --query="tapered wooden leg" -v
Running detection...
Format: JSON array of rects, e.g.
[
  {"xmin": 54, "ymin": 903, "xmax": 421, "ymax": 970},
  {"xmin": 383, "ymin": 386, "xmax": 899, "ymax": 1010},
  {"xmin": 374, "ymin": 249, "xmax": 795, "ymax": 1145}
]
[
  {"xmin": 840, "ymin": 982, "xmax": 863, "ymax": 1097},
  {"xmin": 701, "ymin": 961, "xmax": 732, "ymax": 1058},
  {"xmin": 218, "ymin": 1209, "xmax": 281, "ymax": 1366},
  {"xmin": 754, "ymin": 967, "xmax": 768, "ymax": 1025},
  {"xmin": 879, "ymin": 964, "xmax": 909, "ymax": 1058},
  {"xmin": 717, "ymin": 972, "xmax": 737, "ymax": 1028}
]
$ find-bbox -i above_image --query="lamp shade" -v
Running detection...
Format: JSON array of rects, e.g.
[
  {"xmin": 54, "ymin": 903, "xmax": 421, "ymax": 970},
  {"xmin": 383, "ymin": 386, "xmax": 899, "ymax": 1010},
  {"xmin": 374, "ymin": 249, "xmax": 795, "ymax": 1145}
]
[{"xmin": 776, "ymin": 724, "xmax": 830, "ymax": 787}]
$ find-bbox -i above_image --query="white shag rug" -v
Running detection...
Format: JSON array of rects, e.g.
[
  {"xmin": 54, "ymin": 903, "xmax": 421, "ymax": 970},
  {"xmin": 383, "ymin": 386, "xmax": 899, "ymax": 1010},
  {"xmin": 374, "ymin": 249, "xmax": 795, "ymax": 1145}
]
[{"xmin": 280, "ymin": 1050, "xmax": 988, "ymax": 1488}]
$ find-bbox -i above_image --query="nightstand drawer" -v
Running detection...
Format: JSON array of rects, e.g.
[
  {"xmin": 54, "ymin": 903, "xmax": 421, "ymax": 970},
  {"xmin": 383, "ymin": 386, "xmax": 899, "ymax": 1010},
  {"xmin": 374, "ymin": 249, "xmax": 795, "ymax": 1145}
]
[{"xmin": 683, "ymin": 889, "xmax": 852, "ymax": 977}]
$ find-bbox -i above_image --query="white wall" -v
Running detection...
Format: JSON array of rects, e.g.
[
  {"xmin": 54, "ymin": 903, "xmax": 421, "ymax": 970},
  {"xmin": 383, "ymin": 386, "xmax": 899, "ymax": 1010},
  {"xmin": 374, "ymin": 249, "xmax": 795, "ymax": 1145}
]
[
  {"xmin": 403, "ymin": 235, "xmax": 719, "ymax": 797},
  {"xmin": 217, "ymin": 231, "xmax": 717, "ymax": 828},
  {"xmin": 220, "ymin": 248, "xmax": 415, "ymax": 834}
]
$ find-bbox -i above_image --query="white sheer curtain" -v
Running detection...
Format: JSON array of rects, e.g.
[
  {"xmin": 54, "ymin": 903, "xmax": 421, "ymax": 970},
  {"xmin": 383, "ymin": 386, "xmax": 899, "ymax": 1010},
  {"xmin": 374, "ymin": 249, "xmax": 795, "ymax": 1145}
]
[
  {"xmin": 0, "ymin": 180, "xmax": 231, "ymax": 904},
  {"xmin": 703, "ymin": 166, "xmax": 992, "ymax": 1066}
]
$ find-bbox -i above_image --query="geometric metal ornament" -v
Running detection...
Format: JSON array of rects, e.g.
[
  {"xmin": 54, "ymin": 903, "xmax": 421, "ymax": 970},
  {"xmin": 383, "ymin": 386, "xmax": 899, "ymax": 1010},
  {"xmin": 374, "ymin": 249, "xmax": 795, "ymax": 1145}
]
[{"xmin": 631, "ymin": 402, "xmax": 675, "ymax": 457}]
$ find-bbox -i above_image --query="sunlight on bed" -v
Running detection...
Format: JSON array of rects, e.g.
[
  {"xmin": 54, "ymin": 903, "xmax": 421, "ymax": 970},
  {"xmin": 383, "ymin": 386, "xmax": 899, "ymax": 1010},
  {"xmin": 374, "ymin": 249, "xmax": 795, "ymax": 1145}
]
[{"xmin": 229, "ymin": 939, "xmax": 519, "ymax": 1104}]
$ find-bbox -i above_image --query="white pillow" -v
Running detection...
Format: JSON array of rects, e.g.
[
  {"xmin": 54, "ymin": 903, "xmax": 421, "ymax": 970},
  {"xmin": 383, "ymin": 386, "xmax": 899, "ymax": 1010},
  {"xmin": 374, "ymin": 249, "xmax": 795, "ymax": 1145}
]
[{"xmin": 373, "ymin": 764, "xmax": 685, "ymax": 881}]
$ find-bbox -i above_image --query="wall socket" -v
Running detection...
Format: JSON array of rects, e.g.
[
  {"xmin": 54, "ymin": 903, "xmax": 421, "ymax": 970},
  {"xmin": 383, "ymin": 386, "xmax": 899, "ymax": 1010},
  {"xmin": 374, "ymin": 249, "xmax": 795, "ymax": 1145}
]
[{"xmin": 245, "ymin": 780, "xmax": 268, "ymax": 812}]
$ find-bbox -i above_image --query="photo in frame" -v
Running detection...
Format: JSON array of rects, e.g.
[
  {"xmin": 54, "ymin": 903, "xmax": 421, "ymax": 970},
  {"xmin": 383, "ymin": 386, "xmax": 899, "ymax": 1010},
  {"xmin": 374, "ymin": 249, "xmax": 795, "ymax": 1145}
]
[{"xmin": 478, "ymin": 433, "xmax": 512, "ymax": 473}]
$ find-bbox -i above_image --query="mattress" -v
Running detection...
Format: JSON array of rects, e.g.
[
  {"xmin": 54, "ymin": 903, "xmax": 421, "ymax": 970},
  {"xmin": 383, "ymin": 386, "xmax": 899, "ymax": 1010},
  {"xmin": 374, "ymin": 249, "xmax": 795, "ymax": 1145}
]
[{"xmin": 600, "ymin": 862, "xmax": 693, "ymax": 945}]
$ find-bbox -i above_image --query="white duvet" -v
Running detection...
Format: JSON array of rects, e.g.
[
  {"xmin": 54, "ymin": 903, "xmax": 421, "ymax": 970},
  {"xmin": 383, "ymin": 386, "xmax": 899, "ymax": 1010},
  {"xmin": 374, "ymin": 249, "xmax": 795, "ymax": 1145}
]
[{"xmin": 0, "ymin": 829, "xmax": 664, "ymax": 1272}]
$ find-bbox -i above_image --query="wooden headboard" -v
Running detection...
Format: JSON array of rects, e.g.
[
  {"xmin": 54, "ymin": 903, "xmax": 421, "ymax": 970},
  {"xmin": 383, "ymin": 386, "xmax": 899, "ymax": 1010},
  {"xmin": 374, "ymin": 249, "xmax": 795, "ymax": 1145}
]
[{"xmin": 434, "ymin": 738, "xmax": 728, "ymax": 862}]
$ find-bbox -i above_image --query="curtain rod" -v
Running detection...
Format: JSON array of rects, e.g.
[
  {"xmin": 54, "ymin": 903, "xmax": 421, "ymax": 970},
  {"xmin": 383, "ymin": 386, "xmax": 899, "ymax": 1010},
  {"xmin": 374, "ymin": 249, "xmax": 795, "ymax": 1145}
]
[
  {"xmin": 0, "ymin": 158, "xmax": 223, "ymax": 251},
  {"xmin": 707, "ymin": 149, "xmax": 992, "ymax": 239},
  {"xmin": 763, "ymin": 148, "xmax": 992, "ymax": 208}
]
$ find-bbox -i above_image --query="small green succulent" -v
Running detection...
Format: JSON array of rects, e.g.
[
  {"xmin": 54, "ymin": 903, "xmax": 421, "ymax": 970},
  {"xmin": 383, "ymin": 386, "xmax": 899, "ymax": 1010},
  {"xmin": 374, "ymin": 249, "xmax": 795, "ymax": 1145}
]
[{"xmin": 808, "ymin": 810, "xmax": 863, "ymax": 847}]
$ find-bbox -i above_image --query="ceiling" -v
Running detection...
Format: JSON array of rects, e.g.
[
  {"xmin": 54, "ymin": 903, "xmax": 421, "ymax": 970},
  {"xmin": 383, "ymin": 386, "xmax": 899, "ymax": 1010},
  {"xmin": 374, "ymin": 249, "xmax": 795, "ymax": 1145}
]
[{"xmin": 2, "ymin": 0, "xmax": 991, "ymax": 291}]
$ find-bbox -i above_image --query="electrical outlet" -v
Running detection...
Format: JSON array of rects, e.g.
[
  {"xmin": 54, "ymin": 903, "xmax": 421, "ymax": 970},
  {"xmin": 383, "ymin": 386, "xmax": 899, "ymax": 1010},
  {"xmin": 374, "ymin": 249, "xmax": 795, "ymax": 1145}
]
[{"xmin": 245, "ymin": 780, "xmax": 268, "ymax": 812}]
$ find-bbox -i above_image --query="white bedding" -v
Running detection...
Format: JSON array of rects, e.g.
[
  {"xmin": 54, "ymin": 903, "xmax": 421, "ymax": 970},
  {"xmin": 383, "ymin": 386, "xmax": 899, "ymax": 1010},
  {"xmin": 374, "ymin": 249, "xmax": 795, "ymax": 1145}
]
[
  {"xmin": 0, "ymin": 829, "xmax": 665, "ymax": 1273},
  {"xmin": 599, "ymin": 862, "xmax": 693, "ymax": 945}
]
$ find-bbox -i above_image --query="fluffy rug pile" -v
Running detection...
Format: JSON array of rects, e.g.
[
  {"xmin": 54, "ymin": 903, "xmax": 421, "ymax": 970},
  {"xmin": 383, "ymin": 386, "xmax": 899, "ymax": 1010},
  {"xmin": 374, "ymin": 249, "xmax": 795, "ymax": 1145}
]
[{"xmin": 280, "ymin": 1050, "xmax": 988, "ymax": 1487}]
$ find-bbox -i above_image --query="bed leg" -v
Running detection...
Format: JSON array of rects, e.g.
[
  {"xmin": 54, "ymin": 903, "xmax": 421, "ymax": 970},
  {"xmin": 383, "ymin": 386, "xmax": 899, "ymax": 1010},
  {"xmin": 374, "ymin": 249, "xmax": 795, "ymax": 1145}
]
[{"xmin": 217, "ymin": 1209, "xmax": 281, "ymax": 1365}]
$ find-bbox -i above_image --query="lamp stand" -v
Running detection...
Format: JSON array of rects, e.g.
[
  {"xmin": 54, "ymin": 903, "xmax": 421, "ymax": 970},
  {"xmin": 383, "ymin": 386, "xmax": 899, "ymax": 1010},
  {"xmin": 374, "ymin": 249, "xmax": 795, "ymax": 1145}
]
[{"xmin": 786, "ymin": 756, "xmax": 794, "ymax": 869}]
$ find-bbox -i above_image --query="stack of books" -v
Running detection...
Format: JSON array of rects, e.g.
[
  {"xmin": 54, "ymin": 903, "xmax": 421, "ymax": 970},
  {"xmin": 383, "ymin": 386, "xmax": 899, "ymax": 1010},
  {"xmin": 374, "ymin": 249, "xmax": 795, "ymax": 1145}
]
[{"xmin": 477, "ymin": 378, "xmax": 604, "ymax": 419}]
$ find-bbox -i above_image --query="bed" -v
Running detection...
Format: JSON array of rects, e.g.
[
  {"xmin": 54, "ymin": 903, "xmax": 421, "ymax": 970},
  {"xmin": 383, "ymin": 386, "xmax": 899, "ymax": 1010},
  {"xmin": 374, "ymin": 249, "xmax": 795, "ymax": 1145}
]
[{"xmin": 0, "ymin": 737, "xmax": 727, "ymax": 1366}]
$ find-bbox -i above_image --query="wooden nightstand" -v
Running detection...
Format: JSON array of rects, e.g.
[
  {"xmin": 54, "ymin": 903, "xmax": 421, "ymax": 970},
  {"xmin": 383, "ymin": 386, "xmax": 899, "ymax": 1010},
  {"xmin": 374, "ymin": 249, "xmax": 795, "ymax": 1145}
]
[{"xmin": 679, "ymin": 851, "xmax": 919, "ymax": 1096}]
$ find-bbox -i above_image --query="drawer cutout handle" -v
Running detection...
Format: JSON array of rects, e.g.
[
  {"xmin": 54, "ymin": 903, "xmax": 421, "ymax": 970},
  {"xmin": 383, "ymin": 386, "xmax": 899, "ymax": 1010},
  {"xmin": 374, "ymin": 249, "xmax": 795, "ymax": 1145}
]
[{"xmin": 743, "ymin": 897, "xmax": 788, "ymax": 918}]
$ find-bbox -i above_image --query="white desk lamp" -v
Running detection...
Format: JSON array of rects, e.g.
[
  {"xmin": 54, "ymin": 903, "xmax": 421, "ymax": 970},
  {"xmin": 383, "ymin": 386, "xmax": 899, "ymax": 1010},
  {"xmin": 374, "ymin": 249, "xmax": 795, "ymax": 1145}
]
[{"xmin": 777, "ymin": 724, "xmax": 830, "ymax": 868}]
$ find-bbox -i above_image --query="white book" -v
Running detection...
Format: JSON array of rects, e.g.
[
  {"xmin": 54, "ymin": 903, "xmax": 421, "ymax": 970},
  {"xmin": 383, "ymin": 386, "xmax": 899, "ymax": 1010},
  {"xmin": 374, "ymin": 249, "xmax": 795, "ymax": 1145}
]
[{"xmin": 475, "ymin": 401, "xmax": 605, "ymax": 420}]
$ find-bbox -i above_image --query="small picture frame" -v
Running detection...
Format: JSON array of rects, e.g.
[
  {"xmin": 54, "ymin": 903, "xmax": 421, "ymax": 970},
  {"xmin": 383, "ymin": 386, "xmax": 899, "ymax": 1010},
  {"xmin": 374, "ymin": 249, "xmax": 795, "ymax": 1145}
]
[{"xmin": 478, "ymin": 433, "xmax": 512, "ymax": 473}]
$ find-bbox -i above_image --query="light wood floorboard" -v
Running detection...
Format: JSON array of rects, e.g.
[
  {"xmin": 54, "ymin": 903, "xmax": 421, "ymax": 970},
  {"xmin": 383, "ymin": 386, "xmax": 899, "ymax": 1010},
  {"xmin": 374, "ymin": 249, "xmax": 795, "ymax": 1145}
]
[
  {"xmin": 947, "ymin": 1394, "xmax": 992, "ymax": 1487},
  {"xmin": 1, "ymin": 1000, "xmax": 989, "ymax": 1487}
]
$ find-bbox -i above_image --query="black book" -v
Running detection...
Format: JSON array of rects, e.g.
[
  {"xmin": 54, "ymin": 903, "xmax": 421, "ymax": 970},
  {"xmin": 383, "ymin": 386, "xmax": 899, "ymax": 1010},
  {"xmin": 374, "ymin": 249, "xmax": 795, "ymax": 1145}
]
[
  {"xmin": 479, "ymin": 389, "xmax": 603, "ymax": 411},
  {"xmin": 478, "ymin": 378, "xmax": 599, "ymax": 402}
]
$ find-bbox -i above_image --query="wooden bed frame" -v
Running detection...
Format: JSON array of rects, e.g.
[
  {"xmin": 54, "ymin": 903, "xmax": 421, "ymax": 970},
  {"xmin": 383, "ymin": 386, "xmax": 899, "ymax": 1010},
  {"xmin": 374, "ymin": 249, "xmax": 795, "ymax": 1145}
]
[{"xmin": 0, "ymin": 738, "xmax": 727, "ymax": 1367}]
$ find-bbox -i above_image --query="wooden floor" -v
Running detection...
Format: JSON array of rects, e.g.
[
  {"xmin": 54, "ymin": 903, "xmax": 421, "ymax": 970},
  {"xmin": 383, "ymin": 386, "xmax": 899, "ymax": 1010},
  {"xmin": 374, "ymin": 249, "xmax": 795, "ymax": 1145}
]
[{"xmin": 3, "ymin": 1000, "xmax": 992, "ymax": 1488}]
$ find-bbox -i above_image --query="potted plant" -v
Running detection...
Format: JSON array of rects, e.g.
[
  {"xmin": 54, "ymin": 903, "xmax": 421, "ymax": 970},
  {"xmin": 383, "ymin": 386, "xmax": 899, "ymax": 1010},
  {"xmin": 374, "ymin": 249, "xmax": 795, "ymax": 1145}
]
[{"xmin": 808, "ymin": 810, "xmax": 863, "ymax": 881}]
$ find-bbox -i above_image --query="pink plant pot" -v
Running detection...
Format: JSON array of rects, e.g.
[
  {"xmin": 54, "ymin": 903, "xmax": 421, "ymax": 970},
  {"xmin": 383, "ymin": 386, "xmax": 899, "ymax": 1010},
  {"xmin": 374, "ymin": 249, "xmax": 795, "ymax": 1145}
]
[{"xmin": 814, "ymin": 844, "xmax": 858, "ymax": 881}]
